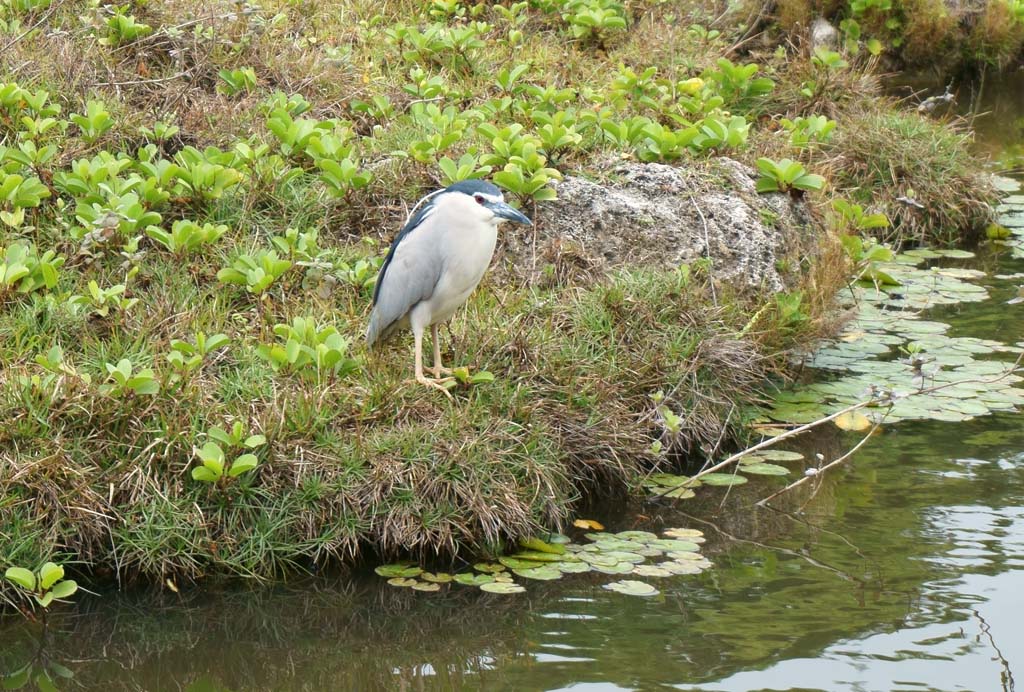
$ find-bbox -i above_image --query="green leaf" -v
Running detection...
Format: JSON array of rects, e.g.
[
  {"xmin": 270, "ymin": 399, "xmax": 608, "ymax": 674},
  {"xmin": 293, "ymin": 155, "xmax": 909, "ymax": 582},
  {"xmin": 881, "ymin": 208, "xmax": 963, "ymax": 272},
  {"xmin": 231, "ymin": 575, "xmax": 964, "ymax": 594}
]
[
  {"xmin": 34, "ymin": 592, "xmax": 54, "ymax": 608},
  {"xmin": 38, "ymin": 562, "xmax": 63, "ymax": 590},
  {"xmin": 374, "ymin": 564, "xmax": 422, "ymax": 578},
  {"xmin": 191, "ymin": 466, "xmax": 220, "ymax": 482},
  {"xmin": 739, "ymin": 462, "xmax": 790, "ymax": 475},
  {"xmin": 4, "ymin": 567, "xmax": 35, "ymax": 591},
  {"xmin": 603, "ymin": 579, "xmax": 659, "ymax": 597},
  {"xmin": 50, "ymin": 579, "xmax": 77, "ymax": 599},
  {"xmin": 699, "ymin": 472, "xmax": 748, "ymax": 486},
  {"xmin": 227, "ymin": 454, "xmax": 258, "ymax": 477},
  {"xmin": 479, "ymin": 581, "xmax": 526, "ymax": 594}
]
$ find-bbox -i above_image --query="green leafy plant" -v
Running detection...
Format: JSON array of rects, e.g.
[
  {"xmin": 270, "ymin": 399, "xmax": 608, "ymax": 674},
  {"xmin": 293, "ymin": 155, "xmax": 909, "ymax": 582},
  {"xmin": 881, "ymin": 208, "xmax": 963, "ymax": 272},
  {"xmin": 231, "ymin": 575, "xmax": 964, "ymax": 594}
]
[
  {"xmin": 438, "ymin": 153, "xmax": 492, "ymax": 185},
  {"xmin": 780, "ymin": 115, "xmax": 836, "ymax": 148},
  {"xmin": 689, "ymin": 114, "xmax": 749, "ymax": 152},
  {"xmin": 317, "ymin": 156, "xmax": 372, "ymax": 198},
  {"xmin": 4, "ymin": 561, "xmax": 77, "ymax": 608},
  {"xmin": 99, "ymin": 358, "xmax": 159, "ymax": 396},
  {"xmin": 703, "ymin": 58, "xmax": 774, "ymax": 108},
  {"xmin": 68, "ymin": 280, "xmax": 137, "ymax": 318},
  {"xmin": 70, "ymin": 99, "xmax": 114, "ymax": 143},
  {"xmin": 217, "ymin": 250, "xmax": 292, "ymax": 294},
  {"xmin": 146, "ymin": 220, "xmax": 228, "ymax": 254},
  {"xmin": 0, "ymin": 169, "xmax": 51, "ymax": 226},
  {"xmin": 167, "ymin": 332, "xmax": 230, "ymax": 376},
  {"xmin": 831, "ymin": 199, "xmax": 890, "ymax": 234},
  {"xmin": 217, "ymin": 67, "xmax": 258, "ymax": 97},
  {"xmin": 561, "ymin": 0, "xmax": 627, "ymax": 44},
  {"xmin": 755, "ymin": 158, "xmax": 825, "ymax": 194},
  {"xmin": 256, "ymin": 316, "xmax": 360, "ymax": 381},
  {"xmin": 774, "ymin": 291, "xmax": 810, "ymax": 330},
  {"xmin": 840, "ymin": 234, "xmax": 899, "ymax": 285},
  {"xmin": 139, "ymin": 118, "xmax": 180, "ymax": 143},
  {"xmin": 191, "ymin": 422, "xmax": 266, "ymax": 483},
  {"xmin": 99, "ymin": 5, "xmax": 153, "ymax": 46},
  {"xmin": 0, "ymin": 242, "xmax": 63, "ymax": 297}
]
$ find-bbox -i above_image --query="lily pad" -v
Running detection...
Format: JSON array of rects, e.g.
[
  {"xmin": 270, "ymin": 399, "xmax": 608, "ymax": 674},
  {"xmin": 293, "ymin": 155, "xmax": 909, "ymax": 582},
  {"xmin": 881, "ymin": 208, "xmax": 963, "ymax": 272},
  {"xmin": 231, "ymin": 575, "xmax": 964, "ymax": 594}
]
[
  {"xmin": 632, "ymin": 565, "xmax": 673, "ymax": 577},
  {"xmin": 663, "ymin": 528, "xmax": 705, "ymax": 540},
  {"xmin": 453, "ymin": 573, "xmax": 494, "ymax": 586},
  {"xmin": 556, "ymin": 560, "xmax": 592, "ymax": 573},
  {"xmin": 513, "ymin": 565, "xmax": 563, "ymax": 580},
  {"xmin": 508, "ymin": 551, "xmax": 565, "ymax": 563},
  {"xmin": 519, "ymin": 537, "xmax": 567, "ymax": 554},
  {"xmin": 591, "ymin": 561, "xmax": 636, "ymax": 575},
  {"xmin": 752, "ymin": 450, "xmax": 804, "ymax": 462},
  {"xmin": 615, "ymin": 530, "xmax": 659, "ymax": 542},
  {"xmin": 699, "ymin": 473, "xmax": 748, "ymax": 486},
  {"xmin": 420, "ymin": 572, "xmax": 453, "ymax": 583},
  {"xmin": 499, "ymin": 556, "xmax": 547, "ymax": 570},
  {"xmin": 375, "ymin": 564, "xmax": 422, "ymax": 578},
  {"xmin": 480, "ymin": 581, "xmax": 526, "ymax": 594},
  {"xmin": 603, "ymin": 580, "xmax": 659, "ymax": 597},
  {"xmin": 387, "ymin": 577, "xmax": 418, "ymax": 587},
  {"xmin": 649, "ymin": 539, "xmax": 701, "ymax": 552},
  {"xmin": 411, "ymin": 581, "xmax": 441, "ymax": 592},
  {"xmin": 740, "ymin": 462, "xmax": 791, "ymax": 476},
  {"xmin": 473, "ymin": 562, "xmax": 506, "ymax": 573}
]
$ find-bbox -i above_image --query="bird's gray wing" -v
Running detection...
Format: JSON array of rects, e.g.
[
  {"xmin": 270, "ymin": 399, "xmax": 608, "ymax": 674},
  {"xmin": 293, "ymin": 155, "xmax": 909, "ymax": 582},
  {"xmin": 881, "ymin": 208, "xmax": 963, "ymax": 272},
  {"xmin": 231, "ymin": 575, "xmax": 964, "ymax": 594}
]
[{"xmin": 365, "ymin": 226, "xmax": 443, "ymax": 345}]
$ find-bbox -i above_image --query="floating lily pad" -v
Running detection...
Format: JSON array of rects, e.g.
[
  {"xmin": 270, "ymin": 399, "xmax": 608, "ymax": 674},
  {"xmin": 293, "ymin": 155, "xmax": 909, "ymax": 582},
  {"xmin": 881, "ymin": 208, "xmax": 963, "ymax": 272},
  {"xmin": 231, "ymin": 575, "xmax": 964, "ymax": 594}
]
[
  {"xmin": 632, "ymin": 565, "xmax": 673, "ymax": 577},
  {"xmin": 556, "ymin": 560, "xmax": 592, "ymax": 573},
  {"xmin": 598, "ymin": 551, "xmax": 647, "ymax": 564},
  {"xmin": 387, "ymin": 577, "xmax": 418, "ymax": 587},
  {"xmin": 411, "ymin": 581, "xmax": 441, "ymax": 592},
  {"xmin": 752, "ymin": 450, "xmax": 805, "ymax": 462},
  {"xmin": 473, "ymin": 562, "xmax": 506, "ymax": 573},
  {"xmin": 376, "ymin": 564, "xmax": 422, "ymax": 578},
  {"xmin": 663, "ymin": 528, "xmax": 705, "ymax": 540},
  {"xmin": 604, "ymin": 580, "xmax": 659, "ymax": 597},
  {"xmin": 420, "ymin": 572, "xmax": 453, "ymax": 583},
  {"xmin": 699, "ymin": 473, "xmax": 748, "ymax": 486},
  {"xmin": 615, "ymin": 530, "xmax": 659, "ymax": 542},
  {"xmin": 513, "ymin": 565, "xmax": 563, "ymax": 580},
  {"xmin": 508, "ymin": 551, "xmax": 565, "ymax": 563},
  {"xmin": 660, "ymin": 560, "xmax": 706, "ymax": 575},
  {"xmin": 649, "ymin": 539, "xmax": 701, "ymax": 552},
  {"xmin": 740, "ymin": 462, "xmax": 791, "ymax": 476},
  {"xmin": 453, "ymin": 573, "xmax": 494, "ymax": 586},
  {"xmin": 499, "ymin": 556, "xmax": 547, "ymax": 570},
  {"xmin": 591, "ymin": 561, "xmax": 636, "ymax": 575},
  {"xmin": 480, "ymin": 581, "xmax": 525, "ymax": 594},
  {"xmin": 519, "ymin": 537, "xmax": 567, "ymax": 554}
]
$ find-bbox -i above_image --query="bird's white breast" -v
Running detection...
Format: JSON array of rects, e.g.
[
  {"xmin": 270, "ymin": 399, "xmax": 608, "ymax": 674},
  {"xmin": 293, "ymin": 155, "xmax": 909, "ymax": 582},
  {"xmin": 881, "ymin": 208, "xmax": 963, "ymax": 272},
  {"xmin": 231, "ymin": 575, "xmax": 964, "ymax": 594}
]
[{"xmin": 425, "ymin": 205, "xmax": 499, "ymax": 324}]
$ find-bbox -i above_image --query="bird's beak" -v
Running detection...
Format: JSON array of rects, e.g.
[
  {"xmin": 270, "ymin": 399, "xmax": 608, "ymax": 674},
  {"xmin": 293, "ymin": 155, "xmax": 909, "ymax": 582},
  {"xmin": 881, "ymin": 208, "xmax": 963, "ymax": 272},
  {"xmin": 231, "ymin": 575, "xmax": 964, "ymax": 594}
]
[{"xmin": 491, "ymin": 201, "xmax": 532, "ymax": 225}]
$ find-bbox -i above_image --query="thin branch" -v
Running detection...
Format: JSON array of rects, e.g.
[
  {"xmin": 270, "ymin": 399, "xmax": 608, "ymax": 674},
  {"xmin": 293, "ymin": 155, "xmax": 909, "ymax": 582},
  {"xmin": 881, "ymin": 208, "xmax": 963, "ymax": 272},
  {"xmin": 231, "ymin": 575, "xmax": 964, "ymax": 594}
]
[{"xmin": 756, "ymin": 415, "xmax": 884, "ymax": 506}]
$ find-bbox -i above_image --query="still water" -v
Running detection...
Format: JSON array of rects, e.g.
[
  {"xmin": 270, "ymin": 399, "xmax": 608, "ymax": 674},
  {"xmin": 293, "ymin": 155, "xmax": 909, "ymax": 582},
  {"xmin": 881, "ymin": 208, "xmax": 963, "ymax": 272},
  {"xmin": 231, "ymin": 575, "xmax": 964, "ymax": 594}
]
[{"xmin": 3, "ymin": 80, "xmax": 1024, "ymax": 692}]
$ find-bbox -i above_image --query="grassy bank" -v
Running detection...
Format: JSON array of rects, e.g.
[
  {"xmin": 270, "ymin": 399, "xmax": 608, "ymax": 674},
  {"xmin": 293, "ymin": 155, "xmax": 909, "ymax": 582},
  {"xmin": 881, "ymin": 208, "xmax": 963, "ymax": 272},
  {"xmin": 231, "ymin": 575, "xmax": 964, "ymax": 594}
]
[
  {"xmin": 0, "ymin": 0, "xmax": 997, "ymax": 601},
  {"xmin": 763, "ymin": 0, "xmax": 1024, "ymax": 71}
]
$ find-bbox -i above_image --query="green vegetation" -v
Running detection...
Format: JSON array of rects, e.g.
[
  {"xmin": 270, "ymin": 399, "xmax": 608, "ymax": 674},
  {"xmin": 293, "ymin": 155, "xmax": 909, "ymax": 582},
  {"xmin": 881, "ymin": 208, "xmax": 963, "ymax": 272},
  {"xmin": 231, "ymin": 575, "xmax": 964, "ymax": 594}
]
[
  {"xmin": 0, "ymin": 0, "xmax": 1000, "ymax": 601},
  {"xmin": 766, "ymin": 0, "xmax": 1024, "ymax": 69}
]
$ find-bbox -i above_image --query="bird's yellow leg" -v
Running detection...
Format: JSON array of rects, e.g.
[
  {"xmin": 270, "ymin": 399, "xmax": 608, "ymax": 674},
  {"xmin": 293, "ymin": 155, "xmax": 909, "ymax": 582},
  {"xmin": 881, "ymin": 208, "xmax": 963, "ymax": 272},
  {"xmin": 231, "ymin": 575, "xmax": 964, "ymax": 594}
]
[
  {"xmin": 412, "ymin": 326, "xmax": 453, "ymax": 397},
  {"xmin": 431, "ymin": 324, "xmax": 453, "ymax": 379}
]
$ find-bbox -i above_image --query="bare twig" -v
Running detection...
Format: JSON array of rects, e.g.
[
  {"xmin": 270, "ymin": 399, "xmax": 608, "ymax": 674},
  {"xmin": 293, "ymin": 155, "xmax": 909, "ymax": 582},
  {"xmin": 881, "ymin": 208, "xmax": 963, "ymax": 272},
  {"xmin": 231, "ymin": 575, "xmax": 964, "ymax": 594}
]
[{"xmin": 756, "ymin": 415, "xmax": 884, "ymax": 506}]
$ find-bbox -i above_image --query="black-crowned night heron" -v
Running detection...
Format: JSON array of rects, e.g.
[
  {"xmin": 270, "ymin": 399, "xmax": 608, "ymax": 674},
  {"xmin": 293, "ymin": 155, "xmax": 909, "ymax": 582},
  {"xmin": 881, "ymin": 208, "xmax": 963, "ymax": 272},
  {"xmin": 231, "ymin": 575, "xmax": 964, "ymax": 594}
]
[{"xmin": 366, "ymin": 180, "xmax": 531, "ymax": 393}]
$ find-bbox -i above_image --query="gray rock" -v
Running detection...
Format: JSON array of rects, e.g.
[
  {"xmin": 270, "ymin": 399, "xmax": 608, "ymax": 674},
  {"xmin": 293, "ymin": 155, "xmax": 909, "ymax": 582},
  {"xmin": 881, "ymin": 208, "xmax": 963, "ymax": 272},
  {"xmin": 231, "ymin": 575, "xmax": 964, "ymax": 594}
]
[
  {"xmin": 810, "ymin": 18, "xmax": 838, "ymax": 49},
  {"xmin": 501, "ymin": 159, "xmax": 812, "ymax": 291}
]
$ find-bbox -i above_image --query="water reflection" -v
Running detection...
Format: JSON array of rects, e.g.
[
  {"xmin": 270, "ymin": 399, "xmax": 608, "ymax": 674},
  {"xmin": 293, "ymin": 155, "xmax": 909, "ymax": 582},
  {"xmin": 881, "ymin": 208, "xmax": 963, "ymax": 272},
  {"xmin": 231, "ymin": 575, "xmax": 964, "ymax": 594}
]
[{"xmin": 4, "ymin": 409, "xmax": 1023, "ymax": 690}]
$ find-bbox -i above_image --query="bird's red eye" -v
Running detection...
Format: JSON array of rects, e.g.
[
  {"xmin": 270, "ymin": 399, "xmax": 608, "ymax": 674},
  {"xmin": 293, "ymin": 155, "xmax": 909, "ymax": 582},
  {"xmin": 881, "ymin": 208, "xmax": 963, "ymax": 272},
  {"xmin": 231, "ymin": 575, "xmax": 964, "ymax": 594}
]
[{"xmin": 474, "ymin": 194, "xmax": 485, "ymax": 205}]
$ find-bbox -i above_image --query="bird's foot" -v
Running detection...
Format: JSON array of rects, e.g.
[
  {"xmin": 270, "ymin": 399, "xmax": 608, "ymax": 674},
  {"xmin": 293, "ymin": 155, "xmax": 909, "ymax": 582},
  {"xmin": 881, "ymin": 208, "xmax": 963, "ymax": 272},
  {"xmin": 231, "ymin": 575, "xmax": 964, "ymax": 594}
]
[
  {"xmin": 411, "ymin": 374, "xmax": 455, "ymax": 398},
  {"xmin": 430, "ymin": 365, "xmax": 453, "ymax": 378}
]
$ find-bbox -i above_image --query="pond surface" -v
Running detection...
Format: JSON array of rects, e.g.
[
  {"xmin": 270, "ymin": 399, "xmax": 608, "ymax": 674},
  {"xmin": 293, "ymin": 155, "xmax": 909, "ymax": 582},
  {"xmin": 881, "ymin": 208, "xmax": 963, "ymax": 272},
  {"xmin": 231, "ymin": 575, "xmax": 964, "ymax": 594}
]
[{"xmin": 4, "ymin": 78, "xmax": 1024, "ymax": 692}]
